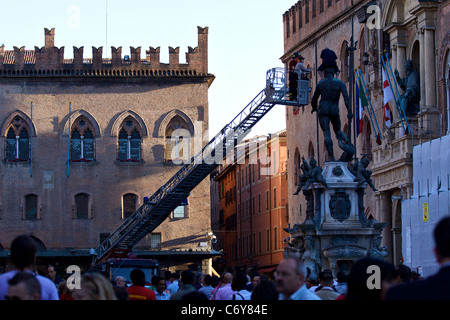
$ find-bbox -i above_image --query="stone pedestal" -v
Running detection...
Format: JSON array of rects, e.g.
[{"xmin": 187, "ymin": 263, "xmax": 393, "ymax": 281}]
[{"xmin": 285, "ymin": 162, "xmax": 388, "ymax": 278}]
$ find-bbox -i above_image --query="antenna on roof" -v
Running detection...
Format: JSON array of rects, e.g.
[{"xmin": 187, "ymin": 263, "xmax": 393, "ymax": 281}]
[{"xmin": 105, "ymin": 0, "xmax": 108, "ymax": 58}]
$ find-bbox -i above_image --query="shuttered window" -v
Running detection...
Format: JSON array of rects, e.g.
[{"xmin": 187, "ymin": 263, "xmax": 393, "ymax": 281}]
[
  {"xmin": 75, "ymin": 193, "xmax": 89, "ymax": 219},
  {"xmin": 25, "ymin": 194, "xmax": 38, "ymax": 220},
  {"xmin": 123, "ymin": 193, "xmax": 138, "ymax": 219}
]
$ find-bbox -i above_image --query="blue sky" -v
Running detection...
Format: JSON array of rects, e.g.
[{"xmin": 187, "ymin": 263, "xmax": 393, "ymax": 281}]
[{"xmin": 0, "ymin": 0, "xmax": 296, "ymax": 139}]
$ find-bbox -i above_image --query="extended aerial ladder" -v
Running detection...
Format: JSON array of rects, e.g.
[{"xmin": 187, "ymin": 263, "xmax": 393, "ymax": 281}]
[{"xmin": 93, "ymin": 68, "xmax": 309, "ymax": 263}]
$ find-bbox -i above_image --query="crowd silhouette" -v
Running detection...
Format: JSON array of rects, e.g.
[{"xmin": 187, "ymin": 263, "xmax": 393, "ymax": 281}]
[{"xmin": 0, "ymin": 216, "xmax": 449, "ymax": 301}]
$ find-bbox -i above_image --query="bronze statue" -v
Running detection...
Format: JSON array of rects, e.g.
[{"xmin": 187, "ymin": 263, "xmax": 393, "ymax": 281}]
[
  {"xmin": 354, "ymin": 155, "xmax": 377, "ymax": 191},
  {"xmin": 293, "ymin": 156, "xmax": 309, "ymax": 195},
  {"xmin": 336, "ymin": 131, "xmax": 355, "ymax": 162},
  {"xmin": 303, "ymin": 157, "xmax": 328, "ymax": 190},
  {"xmin": 395, "ymin": 60, "xmax": 420, "ymax": 117},
  {"xmin": 312, "ymin": 49, "xmax": 353, "ymax": 161}
]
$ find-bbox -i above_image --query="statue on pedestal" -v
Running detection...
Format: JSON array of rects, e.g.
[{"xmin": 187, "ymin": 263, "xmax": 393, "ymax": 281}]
[
  {"xmin": 395, "ymin": 60, "xmax": 420, "ymax": 117},
  {"xmin": 311, "ymin": 49, "xmax": 353, "ymax": 161},
  {"xmin": 354, "ymin": 155, "xmax": 377, "ymax": 192},
  {"xmin": 293, "ymin": 157, "xmax": 328, "ymax": 193}
]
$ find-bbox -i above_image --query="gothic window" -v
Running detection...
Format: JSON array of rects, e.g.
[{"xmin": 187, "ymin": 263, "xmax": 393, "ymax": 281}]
[
  {"xmin": 5, "ymin": 116, "xmax": 30, "ymax": 162},
  {"xmin": 362, "ymin": 117, "xmax": 373, "ymax": 161},
  {"xmin": 294, "ymin": 148, "xmax": 301, "ymax": 186},
  {"xmin": 305, "ymin": 0, "xmax": 310, "ymax": 24},
  {"xmin": 25, "ymin": 194, "xmax": 38, "ymax": 220},
  {"xmin": 359, "ymin": 29, "xmax": 366, "ymax": 74},
  {"xmin": 308, "ymin": 141, "xmax": 315, "ymax": 159},
  {"xmin": 164, "ymin": 116, "xmax": 191, "ymax": 163},
  {"xmin": 123, "ymin": 193, "xmax": 138, "ymax": 219},
  {"xmin": 75, "ymin": 193, "xmax": 90, "ymax": 219},
  {"xmin": 70, "ymin": 117, "xmax": 95, "ymax": 162},
  {"xmin": 312, "ymin": 0, "xmax": 316, "ymax": 18},
  {"xmin": 118, "ymin": 117, "xmax": 142, "ymax": 162},
  {"xmin": 340, "ymin": 41, "xmax": 349, "ymax": 82}
]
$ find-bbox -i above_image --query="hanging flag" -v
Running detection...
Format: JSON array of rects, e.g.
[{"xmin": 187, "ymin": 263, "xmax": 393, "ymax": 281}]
[
  {"xmin": 356, "ymin": 77, "xmax": 368, "ymax": 136},
  {"xmin": 382, "ymin": 68, "xmax": 393, "ymax": 128}
]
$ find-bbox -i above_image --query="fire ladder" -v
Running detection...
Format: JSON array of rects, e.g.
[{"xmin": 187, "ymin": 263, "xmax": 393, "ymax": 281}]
[{"xmin": 93, "ymin": 68, "xmax": 308, "ymax": 263}]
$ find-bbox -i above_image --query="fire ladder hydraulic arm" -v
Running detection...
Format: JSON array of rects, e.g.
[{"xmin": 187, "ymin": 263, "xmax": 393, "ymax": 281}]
[{"xmin": 93, "ymin": 68, "xmax": 308, "ymax": 263}]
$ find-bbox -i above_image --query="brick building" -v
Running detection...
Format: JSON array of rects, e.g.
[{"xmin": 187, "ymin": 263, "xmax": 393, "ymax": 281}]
[
  {"xmin": 0, "ymin": 27, "xmax": 219, "ymax": 275},
  {"xmin": 211, "ymin": 130, "xmax": 289, "ymax": 276},
  {"xmin": 283, "ymin": 0, "xmax": 449, "ymax": 266}
]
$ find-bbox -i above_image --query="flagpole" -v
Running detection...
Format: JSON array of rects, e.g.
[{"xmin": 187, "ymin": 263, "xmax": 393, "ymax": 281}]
[
  {"xmin": 381, "ymin": 52, "xmax": 411, "ymax": 135},
  {"xmin": 30, "ymin": 101, "xmax": 33, "ymax": 177},
  {"xmin": 68, "ymin": 102, "xmax": 71, "ymax": 177},
  {"xmin": 315, "ymin": 39, "xmax": 320, "ymax": 165},
  {"xmin": 355, "ymin": 70, "xmax": 376, "ymax": 140},
  {"xmin": 356, "ymin": 68, "xmax": 382, "ymax": 143}
]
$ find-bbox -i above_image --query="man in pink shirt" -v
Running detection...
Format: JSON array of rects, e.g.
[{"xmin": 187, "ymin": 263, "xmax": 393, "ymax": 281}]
[{"xmin": 214, "ymin": 273, "xmax": 235, "ymax": 300}]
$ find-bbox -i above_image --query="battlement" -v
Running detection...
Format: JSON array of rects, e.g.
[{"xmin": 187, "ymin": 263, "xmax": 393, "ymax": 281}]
[
  {"xmin": 0, "ymin": 27, "xmax": 209, "ymax": 77},
  {"xmin": 283, "ymin": 0, "xmax": 366, "ymax": 55}
]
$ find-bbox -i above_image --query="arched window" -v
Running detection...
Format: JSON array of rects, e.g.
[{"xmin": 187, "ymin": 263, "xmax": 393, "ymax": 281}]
[
  {"xmin": 118, "ymin": 117, "xmax": 142, "ymax": 162},
  {"xmin": 340, "ymin": 41, "xmax": 349, "ymax": 82},
  {"xmin": 308, "ymin": 141, "xmax": 315, "ymax": 160},
  {"xmin": 75, "ymin": 193, "xmax": 90, "ymax": 219},
  {"xmin": 70, "ymin": 117, "xmax": 95, "ymax": 162},
  {"xmin": 362, "ymin": 117, "xmax": 372, "ymax": 161},
  {"xmin": 294, "ymin": 148, "xmax": 301, "ymax": 186},
  {"xmin": 25, "ymin": 194, "xmax": 38, "ymax": 220},
  {"xmin": 123, "ymin": 193, "xmax": 138, "ymax": 219},
  {"xmin": 164, "ymin": 115, "xmax": 191, "ymax": 163},
  {"xmin": 5, "ymin": 116, "xmax": 30, "ymax": 161},
  {"xmin": 359, "ymin": 29, "xmax": 366, "ymax": 74}
]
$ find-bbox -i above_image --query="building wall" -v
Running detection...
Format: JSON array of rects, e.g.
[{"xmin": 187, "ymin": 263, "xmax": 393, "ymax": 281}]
[
  {"xmin": 0, "ymin": 27, "xmax": 215, "ymax": 272},
  {"xmin": 283, "ymin": 0, "xmax": 448, "ymax": 266},
  {"xmin": 211, "ymin": 131, "xmax": 289, "ymax": 275}
]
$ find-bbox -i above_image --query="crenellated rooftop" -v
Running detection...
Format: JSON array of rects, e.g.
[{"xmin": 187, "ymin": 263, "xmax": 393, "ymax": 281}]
[
  {"xmin": 282, "ymin": 0, "xmax": 368, "ymax": 58},
  {"xmin": 0, "ymin": 27, "xmax": 210, "ymax": 78}
]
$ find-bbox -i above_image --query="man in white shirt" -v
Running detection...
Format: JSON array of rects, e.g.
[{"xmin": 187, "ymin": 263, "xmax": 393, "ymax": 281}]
[
  {"xmin": 166, "ymin": 272, "xmax": 179, "ymax": 295},
  {"xmin": 275, "ymin": 253, "xmax": 321, "ymax": 300}
]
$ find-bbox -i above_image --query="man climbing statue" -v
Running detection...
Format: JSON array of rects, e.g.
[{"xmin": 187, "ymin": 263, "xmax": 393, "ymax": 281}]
[{"xmin": 311, "ymin": 49, "xmax": 353, "ymax": 161}]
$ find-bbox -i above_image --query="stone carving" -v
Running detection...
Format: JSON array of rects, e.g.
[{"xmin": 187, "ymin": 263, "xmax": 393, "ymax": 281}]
[
  {"xmin": 329, "ymin": 189, "xmax": 351, "ymax": 222},
  {"xmin": 302, "ymin": 236, "xmax": 322, "ymax": 280},
  {"xmin": 395, "ymin": 59, "xmax": 420, "ymax": 117},
  {"xmin": 369, "ymin": 234, "xmax": 389, "ymax": 260}
]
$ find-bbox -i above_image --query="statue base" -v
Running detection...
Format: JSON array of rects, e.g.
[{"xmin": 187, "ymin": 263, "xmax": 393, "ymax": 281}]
[{"xmin": 286, "ymin": 162, "xmax": 388, "ymax": 278}]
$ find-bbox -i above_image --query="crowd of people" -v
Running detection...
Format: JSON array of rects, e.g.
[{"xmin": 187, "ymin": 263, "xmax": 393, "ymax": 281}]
[{"xmin": 0, "ymin": 216, "xmax": 449, "ymax": 300}]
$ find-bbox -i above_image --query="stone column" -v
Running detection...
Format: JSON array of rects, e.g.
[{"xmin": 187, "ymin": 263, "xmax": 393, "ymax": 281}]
[
  {"xmin": 390, "ymin": 44, "xmax": 399, "ymax": 120},
  {"xmin": 419, "ymin": 29, "xmax": 426, "ymax": 111},
  {"xmin": 377, "ymin": 191, "xmax": 393, "ymax": 262},
  {"xmin": 423, "ymin": 27, "xmax": 436, "ymax": 107}
]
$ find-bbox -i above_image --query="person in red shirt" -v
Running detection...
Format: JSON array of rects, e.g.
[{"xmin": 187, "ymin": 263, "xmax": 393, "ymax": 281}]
[{"xmin": 127, "ymin": 269, "xmax": 156, "ymax": 300}]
